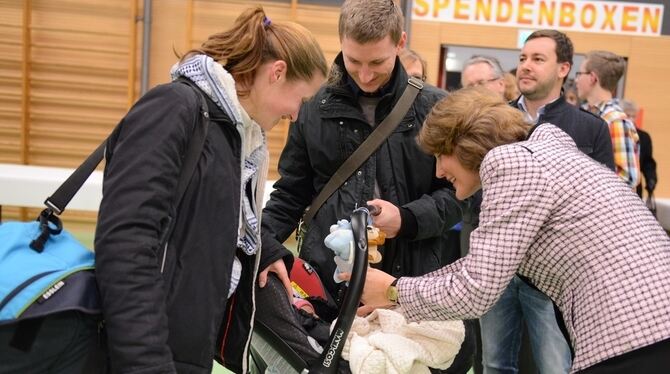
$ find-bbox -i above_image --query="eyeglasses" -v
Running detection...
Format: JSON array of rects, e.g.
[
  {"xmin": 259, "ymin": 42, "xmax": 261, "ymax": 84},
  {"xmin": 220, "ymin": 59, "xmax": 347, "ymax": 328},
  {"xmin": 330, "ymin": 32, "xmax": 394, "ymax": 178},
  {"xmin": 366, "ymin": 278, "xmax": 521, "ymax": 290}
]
[
  {"xmin": 466, "ymin": 77, "xmax": 501, "ymax": 88},
  {"xmin": 575, "ymin": 71, "xmax": 591, "ymax": 77}
]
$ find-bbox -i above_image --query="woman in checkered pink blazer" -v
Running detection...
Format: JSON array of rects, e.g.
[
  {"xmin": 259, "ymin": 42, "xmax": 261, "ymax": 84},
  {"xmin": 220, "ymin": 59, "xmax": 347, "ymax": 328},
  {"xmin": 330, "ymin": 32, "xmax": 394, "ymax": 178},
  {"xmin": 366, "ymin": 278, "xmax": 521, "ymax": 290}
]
[{"xmin": 350, "ymin": 87, "xmax": 670, "ymax": 373}]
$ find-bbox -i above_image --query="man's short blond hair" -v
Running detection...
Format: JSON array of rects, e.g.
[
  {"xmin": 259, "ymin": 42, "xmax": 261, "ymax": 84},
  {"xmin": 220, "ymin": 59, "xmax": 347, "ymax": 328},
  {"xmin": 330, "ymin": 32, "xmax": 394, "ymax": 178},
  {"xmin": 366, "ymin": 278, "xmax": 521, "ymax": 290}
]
[
  {"xmin": 339, "ymin": 0, "xmax": 404, "ymax": 44},
  {"xmin": 585, "ymin": 50, "xmax": 626, "ymax": 94}
]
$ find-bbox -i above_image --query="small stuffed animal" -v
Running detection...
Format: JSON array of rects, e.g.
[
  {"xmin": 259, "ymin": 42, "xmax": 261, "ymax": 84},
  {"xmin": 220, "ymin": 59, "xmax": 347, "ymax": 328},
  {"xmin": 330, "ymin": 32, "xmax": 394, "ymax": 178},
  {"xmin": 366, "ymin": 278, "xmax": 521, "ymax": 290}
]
[
  {"xmin": 324, "ymin": 220, "xmax": 354, "ymax": 284},
  {"xmin": 324, "ymin": 219, "xmax": 386, "ymax": 283},
  {"xmin": 366, "ymin": 226, "xmax": 385, "ymax": 264}
]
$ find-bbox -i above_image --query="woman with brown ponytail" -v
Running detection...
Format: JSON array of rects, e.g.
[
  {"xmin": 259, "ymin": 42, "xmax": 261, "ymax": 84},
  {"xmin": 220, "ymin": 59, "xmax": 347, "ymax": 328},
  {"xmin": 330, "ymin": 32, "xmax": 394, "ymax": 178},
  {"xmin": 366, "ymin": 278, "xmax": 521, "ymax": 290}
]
[{"xmin": 94, "ymin": 7, "xmax": 327, "ymax": 373}]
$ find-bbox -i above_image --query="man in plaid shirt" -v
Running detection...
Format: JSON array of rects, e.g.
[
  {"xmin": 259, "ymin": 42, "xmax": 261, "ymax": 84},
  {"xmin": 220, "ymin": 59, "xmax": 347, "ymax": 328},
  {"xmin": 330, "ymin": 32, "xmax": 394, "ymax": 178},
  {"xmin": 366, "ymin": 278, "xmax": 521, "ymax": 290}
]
[{"xmin": 576, "ymin": 50, "xmax": 640, "ymax": 188}]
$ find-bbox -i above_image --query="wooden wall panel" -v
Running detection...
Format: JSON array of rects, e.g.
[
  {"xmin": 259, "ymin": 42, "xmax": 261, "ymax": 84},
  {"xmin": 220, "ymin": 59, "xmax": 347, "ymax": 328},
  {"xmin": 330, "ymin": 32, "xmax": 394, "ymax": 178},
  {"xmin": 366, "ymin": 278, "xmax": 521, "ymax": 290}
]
[
  {"xmin": 0, "ymin": 0, "xmax": 23, "ymax": 164},
  {"xmin": 0, "ymin": 0, "xmax": 133, "ymax": 168},
  {"xmin": 28, "ymin": 0, "xmax": 132, "ymax": 167},
  {"xmin": 624, "ymin": 36, "xmax": 670, "ymax": 197},
  {"xmin": 0, "ymin": 0, "xmax": 135, "ymax": 229}
]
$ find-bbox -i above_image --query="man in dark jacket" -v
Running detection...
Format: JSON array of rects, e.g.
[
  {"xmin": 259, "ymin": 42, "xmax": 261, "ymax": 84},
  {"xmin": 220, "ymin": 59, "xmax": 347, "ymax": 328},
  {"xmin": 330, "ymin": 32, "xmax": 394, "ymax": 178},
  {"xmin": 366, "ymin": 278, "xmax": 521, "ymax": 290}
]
[
  {"xmin": 474, "ymin": 29, "xmax": 615, "ymax": 374},
  {"xmin": 260, "ymin": 0, "xmax": 473, "ymax": 372},
  {"xmin": 621, "ymin": 99, "xmax": 657, "ymax": 198}
]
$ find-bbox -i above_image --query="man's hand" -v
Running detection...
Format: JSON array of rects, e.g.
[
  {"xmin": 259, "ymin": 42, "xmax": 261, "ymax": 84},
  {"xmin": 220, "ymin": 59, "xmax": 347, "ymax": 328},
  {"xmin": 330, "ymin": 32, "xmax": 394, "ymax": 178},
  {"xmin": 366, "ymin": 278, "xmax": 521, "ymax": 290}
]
[
  {"xmin": 366, "ymin": 199, "xmax": 401, "ymax": 238},
  {"xmin": 258, "ymin": 259, "xmax": 293, "ymax": 303}
]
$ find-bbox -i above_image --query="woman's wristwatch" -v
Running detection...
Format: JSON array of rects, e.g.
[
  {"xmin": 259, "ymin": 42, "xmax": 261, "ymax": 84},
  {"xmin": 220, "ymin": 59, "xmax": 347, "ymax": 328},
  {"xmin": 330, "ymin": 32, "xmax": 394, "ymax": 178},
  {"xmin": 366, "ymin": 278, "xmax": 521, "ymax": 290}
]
[{"xmin": 386, "ymin": 278, "xmax": 399, "ymax": 305}]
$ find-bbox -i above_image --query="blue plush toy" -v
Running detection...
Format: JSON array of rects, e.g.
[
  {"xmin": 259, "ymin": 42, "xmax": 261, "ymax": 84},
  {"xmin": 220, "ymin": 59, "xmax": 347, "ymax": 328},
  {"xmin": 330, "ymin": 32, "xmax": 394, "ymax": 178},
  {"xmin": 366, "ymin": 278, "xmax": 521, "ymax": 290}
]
[{"xmin": 323, "ymin": 219, "xmax": 354, "ymax": 284}]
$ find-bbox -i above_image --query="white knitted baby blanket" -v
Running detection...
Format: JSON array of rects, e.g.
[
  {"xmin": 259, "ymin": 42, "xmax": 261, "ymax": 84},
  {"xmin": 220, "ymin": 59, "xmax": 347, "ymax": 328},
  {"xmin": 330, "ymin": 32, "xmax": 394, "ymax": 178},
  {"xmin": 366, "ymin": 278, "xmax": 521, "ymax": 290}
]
[{"xmin": 340, "ymin": 307, "xmax": 465, "ymax": 374}]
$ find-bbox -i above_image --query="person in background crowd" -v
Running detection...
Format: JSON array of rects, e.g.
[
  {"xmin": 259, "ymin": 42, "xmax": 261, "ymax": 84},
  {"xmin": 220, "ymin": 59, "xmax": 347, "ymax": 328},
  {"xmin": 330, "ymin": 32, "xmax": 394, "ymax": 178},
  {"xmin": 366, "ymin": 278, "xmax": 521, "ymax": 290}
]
[
  {"xmin": 399, "ymin": 48, "xmax": 428, "ymax": 81},
  {"xmin": 94, "ymin": 7, "xmax": 327, "ymax": 373},
  {"xmin": 563, "ymin": 78, "xmax": 579, "ymax": 106},
  {"xmin": 261, "ymin": 0, "xmax": 475, "ymax": 372},
  {"xmin": 349, "ymin": 86, "xmax": 670, "ymax": 374},
  {"xmin": 480, "ymin": 28, "xmax": 614, "ymax": 374},
  {"xmin": 461, "ymin": 55, "xmax": 506, "ymax": 97},
  {"xmin": 621, "ymin": 99, "xmax": 657, "ymax": 198},
  {"xmin": 575, "ymin": 50, "xmax": 640, "ymax": 188}
]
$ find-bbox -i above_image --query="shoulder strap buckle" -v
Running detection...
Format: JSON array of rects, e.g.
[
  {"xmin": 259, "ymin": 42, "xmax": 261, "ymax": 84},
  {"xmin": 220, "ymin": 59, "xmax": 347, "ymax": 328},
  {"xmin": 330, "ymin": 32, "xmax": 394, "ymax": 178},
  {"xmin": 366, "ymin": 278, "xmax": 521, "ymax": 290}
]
[{"xmin": 407, "ymin": 76, "xmax": 424, "ymax": 90}]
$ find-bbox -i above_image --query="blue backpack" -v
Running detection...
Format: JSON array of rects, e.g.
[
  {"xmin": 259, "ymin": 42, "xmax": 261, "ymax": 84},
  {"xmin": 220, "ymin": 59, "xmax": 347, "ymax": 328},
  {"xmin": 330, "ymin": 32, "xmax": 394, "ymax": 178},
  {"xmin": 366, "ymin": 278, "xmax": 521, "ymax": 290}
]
[{"xmin": 0, "ymin": 216, "xmax": 98, "ymax": 324}]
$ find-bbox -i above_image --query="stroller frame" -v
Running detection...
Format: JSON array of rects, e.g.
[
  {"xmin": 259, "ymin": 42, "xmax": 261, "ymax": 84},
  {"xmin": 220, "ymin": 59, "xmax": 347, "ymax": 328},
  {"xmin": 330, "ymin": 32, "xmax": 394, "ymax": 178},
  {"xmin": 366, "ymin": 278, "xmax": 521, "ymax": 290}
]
[{"xmin": 249, "ymin": 207, "xmax": 371, "ymax": 374}]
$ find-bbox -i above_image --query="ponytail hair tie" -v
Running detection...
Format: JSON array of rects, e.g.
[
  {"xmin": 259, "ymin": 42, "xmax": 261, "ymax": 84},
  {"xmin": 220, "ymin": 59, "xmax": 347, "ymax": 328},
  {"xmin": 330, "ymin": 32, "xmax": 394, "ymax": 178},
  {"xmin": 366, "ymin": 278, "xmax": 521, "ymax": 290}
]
[{"xmin": 263, "ymin": 16, "xmax": 272, "ymax": 28}]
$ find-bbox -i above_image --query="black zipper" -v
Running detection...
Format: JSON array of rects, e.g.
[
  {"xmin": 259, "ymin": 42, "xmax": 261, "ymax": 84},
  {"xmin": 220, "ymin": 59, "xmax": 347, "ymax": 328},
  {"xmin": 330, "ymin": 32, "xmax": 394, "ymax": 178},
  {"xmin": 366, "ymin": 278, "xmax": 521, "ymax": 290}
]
[{"xmin": 0, "ymin": 270, "xmax": 58, "ymax": 312}]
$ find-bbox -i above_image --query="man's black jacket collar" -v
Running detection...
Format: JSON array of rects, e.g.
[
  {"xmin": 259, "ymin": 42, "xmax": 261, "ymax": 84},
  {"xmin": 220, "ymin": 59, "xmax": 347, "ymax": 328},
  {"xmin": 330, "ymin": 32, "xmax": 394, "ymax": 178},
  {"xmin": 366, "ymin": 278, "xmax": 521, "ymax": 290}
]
[{"xmin": 329, "ymin": 52, "xmax": 403, "ymax": 100}]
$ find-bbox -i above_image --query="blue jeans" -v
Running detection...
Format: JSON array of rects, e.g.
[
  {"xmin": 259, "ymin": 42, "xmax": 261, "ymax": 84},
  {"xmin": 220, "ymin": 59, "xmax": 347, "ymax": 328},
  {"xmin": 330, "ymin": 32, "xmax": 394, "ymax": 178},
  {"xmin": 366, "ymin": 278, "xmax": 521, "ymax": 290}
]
[{"xmin": 479, "ymin": 276, "xmax": 572, "ymax": 374}]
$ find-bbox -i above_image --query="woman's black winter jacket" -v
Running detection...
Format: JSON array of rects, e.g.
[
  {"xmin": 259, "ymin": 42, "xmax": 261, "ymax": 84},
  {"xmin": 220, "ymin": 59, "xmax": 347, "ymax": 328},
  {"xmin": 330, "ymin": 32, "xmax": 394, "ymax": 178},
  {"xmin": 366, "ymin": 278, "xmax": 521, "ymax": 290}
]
[{"xmin": 95, "ymin": 81, "xmax": 281, "ymax": 374}]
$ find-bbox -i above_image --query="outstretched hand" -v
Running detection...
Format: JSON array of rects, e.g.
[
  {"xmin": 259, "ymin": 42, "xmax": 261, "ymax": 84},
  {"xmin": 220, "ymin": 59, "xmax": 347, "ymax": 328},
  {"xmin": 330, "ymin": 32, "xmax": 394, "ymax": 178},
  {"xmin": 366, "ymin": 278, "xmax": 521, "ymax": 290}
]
[
  {"xmin": 340, "ymin": 268, "xmax": 396, "ymax": 310},
  {"xmin": 258, "ymin": 258, "xmax": 293, "ymax": 304}
]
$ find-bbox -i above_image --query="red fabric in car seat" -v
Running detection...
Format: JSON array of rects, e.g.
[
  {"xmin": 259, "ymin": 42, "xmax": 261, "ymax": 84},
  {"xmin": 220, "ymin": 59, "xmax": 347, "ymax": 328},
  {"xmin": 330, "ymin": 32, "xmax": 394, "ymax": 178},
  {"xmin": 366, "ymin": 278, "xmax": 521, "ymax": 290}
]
[{"xmin": 290, "ymin": 258, "xmax": 329, "ymax": 300}]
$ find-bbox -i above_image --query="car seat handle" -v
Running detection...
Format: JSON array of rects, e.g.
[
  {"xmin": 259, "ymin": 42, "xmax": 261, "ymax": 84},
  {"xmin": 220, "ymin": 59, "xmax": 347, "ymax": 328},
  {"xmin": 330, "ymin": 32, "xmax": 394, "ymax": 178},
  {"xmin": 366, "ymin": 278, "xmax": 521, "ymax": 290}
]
[{"xmin": 310, "ymin": 207, "xmax": 370, "ymax": 373}]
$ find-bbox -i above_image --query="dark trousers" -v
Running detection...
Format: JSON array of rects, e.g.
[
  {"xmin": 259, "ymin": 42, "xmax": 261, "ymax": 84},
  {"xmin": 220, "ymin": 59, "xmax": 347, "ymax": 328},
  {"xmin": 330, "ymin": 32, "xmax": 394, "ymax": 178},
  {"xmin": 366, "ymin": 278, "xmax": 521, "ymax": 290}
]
[
  {"xmin": 577, "ymin": 338, "xmax": 670, "ymax": 374},
  {"xmin": 0, "ymin": 311, "xmax": 103, "ymax": 374}
]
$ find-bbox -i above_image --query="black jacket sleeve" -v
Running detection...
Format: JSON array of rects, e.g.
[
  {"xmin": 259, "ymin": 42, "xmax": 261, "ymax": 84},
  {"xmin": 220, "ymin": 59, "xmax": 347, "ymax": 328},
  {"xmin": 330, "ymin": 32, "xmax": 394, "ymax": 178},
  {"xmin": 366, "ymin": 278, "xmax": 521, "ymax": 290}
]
[
  {"xmin": 401, "ymin": 87, "xmax": 464, "ymax": 240},
  {"xmin": 638, "ymin": 130, "xmax": 657, "ymax": 191},
  {"xmin": 402, "ymin": 183, "xmax": 464, "ymax": 240},
  {"xmin": 94, "ymin": 83, "xmax": 199, "ymax": 373}
]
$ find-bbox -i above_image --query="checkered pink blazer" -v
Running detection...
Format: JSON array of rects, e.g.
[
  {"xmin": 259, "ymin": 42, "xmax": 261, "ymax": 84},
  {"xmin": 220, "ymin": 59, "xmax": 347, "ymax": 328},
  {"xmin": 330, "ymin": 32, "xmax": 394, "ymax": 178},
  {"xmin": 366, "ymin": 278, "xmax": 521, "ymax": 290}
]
[{"xmin": 398, "ymin": 123, "xmax": 670, "ymax": 372}]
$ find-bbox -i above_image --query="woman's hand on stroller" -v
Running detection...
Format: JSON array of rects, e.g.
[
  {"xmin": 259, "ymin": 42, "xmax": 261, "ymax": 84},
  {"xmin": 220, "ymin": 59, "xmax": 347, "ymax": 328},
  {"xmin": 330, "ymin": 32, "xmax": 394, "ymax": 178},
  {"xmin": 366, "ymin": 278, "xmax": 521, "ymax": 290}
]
[
  {"xmin": 339, "ymin": 268, "xmax": 397, "ymax": 310},
  {"xmin": 259, "ymin": 258, "xmax": 294, "ymax": 304}
]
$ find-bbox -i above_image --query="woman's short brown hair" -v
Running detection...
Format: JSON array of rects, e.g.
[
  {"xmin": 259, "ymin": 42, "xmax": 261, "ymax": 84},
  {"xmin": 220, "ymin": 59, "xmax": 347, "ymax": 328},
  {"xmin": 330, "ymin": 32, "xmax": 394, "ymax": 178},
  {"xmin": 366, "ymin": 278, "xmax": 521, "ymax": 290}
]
[{"xmin": 418, "ymin": 87, "xmax": 530, "ymax": 171}]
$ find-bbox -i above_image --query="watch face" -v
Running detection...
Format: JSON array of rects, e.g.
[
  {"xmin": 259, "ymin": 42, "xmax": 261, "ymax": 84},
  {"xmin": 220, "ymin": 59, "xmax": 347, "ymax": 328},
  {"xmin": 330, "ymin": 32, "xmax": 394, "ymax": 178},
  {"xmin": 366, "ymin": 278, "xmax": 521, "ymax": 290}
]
[{"xmin": 386, "ymin": 285, "xmax": 399, "ymax": 303}]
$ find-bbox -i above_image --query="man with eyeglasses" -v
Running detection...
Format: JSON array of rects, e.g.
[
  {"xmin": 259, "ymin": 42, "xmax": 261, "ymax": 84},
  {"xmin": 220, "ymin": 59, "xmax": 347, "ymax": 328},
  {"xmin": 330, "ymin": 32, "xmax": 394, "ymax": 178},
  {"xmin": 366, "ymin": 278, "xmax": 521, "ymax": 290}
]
[
  {"xmin": 471, "ymin": 29, "xmax": 614, "ymax": 374},
  {"xmin": 575, "ymin": 50, "xmax": 640, "ymax": 189},
  {"xmin": 460, "ymin": 55, "xmax": 506, "ymax": 97}
]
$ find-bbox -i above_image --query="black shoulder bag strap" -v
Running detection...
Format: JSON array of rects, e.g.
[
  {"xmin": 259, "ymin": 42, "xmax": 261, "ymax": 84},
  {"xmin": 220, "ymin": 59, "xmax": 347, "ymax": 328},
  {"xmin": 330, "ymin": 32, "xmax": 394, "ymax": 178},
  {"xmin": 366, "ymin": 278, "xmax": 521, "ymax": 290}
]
[
  {"xmin": 301, "ymin": 77, "xmax": 424, "ymax": 227},
  {"xmin": 33, "ymin": 79, "xmax": 210, "ymax": 250}
]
